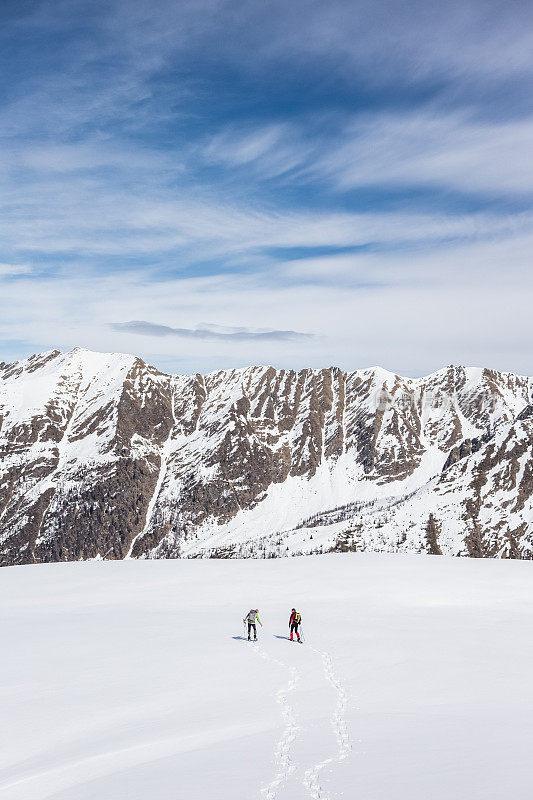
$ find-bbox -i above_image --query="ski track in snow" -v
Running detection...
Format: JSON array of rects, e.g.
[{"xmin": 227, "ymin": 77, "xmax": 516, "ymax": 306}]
[
  {"xmin": 251, "ymin": 642, "xmax": 301, "ymax": 800},
  {"xmin": 303, "ymin": 646, "xmax": 352, "ymax": 800}
]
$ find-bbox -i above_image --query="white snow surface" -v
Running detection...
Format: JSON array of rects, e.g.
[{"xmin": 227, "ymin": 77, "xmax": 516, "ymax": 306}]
[{"xmin": 1, "ymin": 554, "xmax": 533, "ymax": 800}]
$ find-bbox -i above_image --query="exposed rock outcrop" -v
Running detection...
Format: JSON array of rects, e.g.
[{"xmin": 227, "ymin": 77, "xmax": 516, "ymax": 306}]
[{"xmin": 0, "ymin": 350, "xmax": 531, "ymax": 565}]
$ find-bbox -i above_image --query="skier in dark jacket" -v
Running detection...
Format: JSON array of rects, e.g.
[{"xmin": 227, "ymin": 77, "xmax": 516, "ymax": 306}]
[
  {"xmin": 289, "ymin": 608, "xmax": 301, "ymax": 642},
  {"xmin": 243, "ymin": 609, "xmax": 262, "ymax": 640}
]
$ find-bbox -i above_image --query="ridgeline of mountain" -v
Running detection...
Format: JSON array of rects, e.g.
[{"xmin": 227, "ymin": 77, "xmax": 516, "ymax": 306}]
[{"xmin": 0, "ymin": 348, "xmax": 531, "ymax": 566}]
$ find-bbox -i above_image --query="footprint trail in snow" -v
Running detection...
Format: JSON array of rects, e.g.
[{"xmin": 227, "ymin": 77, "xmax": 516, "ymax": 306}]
[
  {"xmin": 251, "ymin": 642, "xmax": 301, "ymax": 800},
  {"xmin": 303, "ymin": 647, "xmax": 352, "ymax": 800}
]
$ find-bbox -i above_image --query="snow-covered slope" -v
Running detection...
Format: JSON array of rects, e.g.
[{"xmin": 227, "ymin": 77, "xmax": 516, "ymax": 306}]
[
  {"xmin": 1, "ymin": 554, "xmax": 533, "ymax": 799},
  {"xmin": 0, "ymin": 348, "xmax": 531, "ymax": 565}
]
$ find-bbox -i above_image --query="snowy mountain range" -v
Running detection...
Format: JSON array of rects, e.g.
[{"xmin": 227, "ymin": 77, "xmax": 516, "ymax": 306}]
[{"xmin": 0, "ymin": 348, "xmax": 531, "ymax": 566}]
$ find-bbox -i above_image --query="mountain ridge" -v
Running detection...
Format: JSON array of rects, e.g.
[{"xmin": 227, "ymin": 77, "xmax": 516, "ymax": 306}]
[{"xmin": 0, "ymin": 348, "xmax": 531, "ymax": 566}]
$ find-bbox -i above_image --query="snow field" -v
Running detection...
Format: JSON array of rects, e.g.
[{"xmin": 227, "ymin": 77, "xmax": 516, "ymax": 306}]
[{"xmin": 1, "ymin": 553, "xmax": 533, "ymax": 799}]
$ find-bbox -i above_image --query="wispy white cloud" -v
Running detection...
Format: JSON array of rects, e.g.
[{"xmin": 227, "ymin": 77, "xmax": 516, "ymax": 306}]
[
  {"xmin": 1, "ymin": 143, "xmax": 531, "ymax": 260},
  {"xmin": 313, "ymin": 110, "xmax": 533, "ymax": 196},
  {"xmin": 280, "ymin": 230, "xmax": 533, "ymax": 290},
  {"xmin": 203, "ymin": 109, "xmax": 533, "ymax": 199},
  {"xmin": 0, "ymin": 263, "xmax": 34, "ymax": 277},
  {"xmin": 0, "ymin": 226, "xmax": 531, "ymax": 376},
  {"xmin": 201, "ymin": 123, "xmax": 314, "ymax": 180},
  {"xmin": 1, "ymin": 0, "xmax": 532, "ymax": 377}
]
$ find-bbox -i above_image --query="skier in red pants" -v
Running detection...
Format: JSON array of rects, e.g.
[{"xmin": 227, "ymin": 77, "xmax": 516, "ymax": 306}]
[{"xmin": 289, "ymin": 608, "xmax": 301, "ymax": 642}]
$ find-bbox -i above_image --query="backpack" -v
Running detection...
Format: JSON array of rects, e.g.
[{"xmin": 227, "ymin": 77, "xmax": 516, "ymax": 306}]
[
  {"xmin": 294, "ymin": 612, "xmax": 301, "ymax": 624},
  {"xmin": 247, "ymin": 610, "xmax": 256, "ymax": 623}
]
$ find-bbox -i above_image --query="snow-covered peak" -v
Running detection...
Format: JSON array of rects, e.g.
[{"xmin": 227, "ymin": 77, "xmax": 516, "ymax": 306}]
[{"xmin": 0, "ymin": 348, "xmax": 531, "ymax": 566}]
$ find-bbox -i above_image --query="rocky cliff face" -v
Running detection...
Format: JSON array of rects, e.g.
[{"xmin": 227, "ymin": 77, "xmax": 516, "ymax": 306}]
[{"xmin": 0, "ymin": 348, "xmax": 531, "ymax": 566}]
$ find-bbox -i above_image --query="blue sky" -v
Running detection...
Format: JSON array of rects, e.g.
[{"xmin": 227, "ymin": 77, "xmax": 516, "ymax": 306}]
[{"xmin": 1, "ymin": 0, "xmax": 532, "ymax": 376}]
